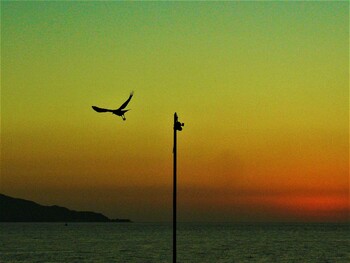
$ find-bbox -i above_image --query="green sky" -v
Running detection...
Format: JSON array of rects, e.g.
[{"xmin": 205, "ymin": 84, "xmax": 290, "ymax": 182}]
[{"xmin": 1, "ymin": 1, "xmax": 348, "ymax": 222}]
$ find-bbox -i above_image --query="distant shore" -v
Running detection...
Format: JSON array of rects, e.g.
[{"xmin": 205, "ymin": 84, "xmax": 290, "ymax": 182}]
[{"xmin": 0, "ymin": 193, "xmax": 132, "ymax": 223}]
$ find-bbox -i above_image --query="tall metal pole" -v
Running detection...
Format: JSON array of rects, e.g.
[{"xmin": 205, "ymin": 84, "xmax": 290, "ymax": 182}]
[
  {"xmin": 173, "ymin": 113, "xmax": 177, "ymax": 263},
  {"xmin": 173, "ymin": 113, "xmax": 183, "ymax": 263}
]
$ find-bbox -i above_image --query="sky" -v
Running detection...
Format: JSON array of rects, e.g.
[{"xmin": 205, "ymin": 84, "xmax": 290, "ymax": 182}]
[{"xmin": 1, "ymin": 1, "xmax": 349, "ymax": 222}]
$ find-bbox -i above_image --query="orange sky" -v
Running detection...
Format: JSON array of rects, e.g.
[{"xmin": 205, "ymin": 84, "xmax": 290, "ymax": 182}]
[{"xmin": 1, "ymin": 1, "xmax": 349, "ymax": 222}]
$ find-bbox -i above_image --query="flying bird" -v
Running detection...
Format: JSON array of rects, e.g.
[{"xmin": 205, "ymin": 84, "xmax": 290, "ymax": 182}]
[{"xmin": 92, "ymin": 91, "xmax": 134, "ymax": 121}]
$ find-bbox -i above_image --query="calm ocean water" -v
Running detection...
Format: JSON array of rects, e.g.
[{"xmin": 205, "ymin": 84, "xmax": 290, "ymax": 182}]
[{"xmin": 1, "ymin": 222, "xmax": 349, "ymax": 262}]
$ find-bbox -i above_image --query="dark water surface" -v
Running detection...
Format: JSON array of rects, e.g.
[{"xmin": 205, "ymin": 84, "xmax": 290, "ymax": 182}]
[{"xmin": 1, "ymin": 222, "xmax": 349, "ymax": 262}]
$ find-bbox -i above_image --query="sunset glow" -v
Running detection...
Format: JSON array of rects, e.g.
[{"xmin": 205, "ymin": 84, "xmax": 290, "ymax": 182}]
[{"xmin": 2, "ymin": 1, "xmax": 348, "ymax": 222}]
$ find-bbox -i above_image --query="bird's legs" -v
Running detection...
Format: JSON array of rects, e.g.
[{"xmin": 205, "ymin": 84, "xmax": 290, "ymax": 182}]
[{"xmin": 122, "ymin": 115, "xmax": 126, "ymax": 121}]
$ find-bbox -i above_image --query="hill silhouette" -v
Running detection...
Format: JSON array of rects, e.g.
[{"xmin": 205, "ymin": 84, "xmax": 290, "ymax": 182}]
[{"xmin": 0, "ymin": 193, "xmax": 131, "ymax": 223}]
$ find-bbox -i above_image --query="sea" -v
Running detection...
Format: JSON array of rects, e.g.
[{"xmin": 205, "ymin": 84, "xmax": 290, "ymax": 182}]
[{"xmin": 1, "ymin": 222, "xmax": 349, "ymax": 263}]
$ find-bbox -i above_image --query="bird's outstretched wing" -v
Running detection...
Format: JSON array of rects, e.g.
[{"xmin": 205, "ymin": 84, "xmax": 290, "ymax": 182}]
[
  {"xmin": 92, "ymin": 106, "xmax": 112, "ymax": 113},
  {"xmin": 118, "ymin": 91, "xmax": 134, "ymax": 110}
]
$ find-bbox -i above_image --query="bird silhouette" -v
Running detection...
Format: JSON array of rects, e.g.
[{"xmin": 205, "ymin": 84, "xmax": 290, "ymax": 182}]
[{"xmin": 92, "ymin": 91, "xmax": 134, "ymax": 121}]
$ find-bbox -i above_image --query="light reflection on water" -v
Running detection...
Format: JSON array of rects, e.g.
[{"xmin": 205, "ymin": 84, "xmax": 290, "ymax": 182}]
[{"xmin": 1, "ymin": 222, "xmax": 349, "ymax": 262}]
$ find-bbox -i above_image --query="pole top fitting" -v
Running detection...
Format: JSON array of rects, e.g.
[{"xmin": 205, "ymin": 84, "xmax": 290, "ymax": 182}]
[
  {"xmin": 175, "ymin": 121, "xmax": 184, "ymax": 131},
  {"xmin": 174, "ymin": 113, "xmax": 184, "ymax": 131}
]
